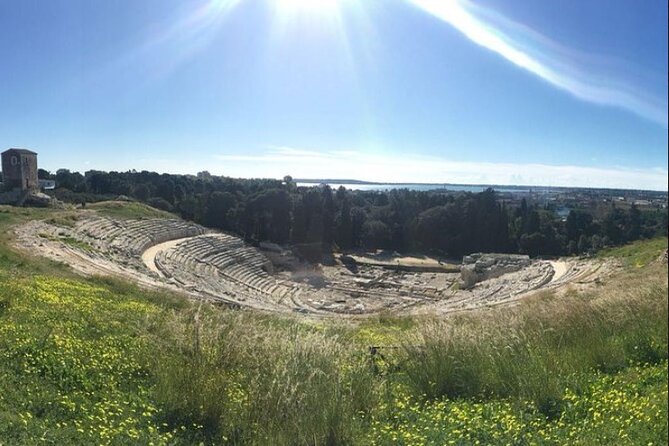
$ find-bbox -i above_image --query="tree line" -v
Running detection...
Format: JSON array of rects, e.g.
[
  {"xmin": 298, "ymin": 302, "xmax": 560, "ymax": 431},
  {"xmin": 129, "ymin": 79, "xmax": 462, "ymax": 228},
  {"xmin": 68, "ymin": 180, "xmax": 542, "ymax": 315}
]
[{"xmin": 44, "ymin": 169, "xmax": 667, "ymax": 260}]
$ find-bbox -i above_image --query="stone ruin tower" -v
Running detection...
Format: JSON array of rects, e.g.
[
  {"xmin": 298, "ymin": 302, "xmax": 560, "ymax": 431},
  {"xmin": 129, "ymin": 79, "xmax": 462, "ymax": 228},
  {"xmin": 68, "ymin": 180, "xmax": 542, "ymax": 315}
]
[{"xmin": 1, "ymin": 148, "xmax": 38, "ymax": 192}]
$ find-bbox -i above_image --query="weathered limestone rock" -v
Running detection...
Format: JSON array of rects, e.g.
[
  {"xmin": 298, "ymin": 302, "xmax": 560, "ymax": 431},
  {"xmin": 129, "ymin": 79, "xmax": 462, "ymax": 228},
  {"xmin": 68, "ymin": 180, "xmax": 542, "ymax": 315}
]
[
  {"xmin": 460, "ymin": 253, "xmax": 531, "ymax": 289},
  {"xmin": 0, "ymin": 190, "xmax": 59, "ymax": 207},
  {"xmin": 24, "ymin": 192, "xmax": 54, "ymax": 207}
]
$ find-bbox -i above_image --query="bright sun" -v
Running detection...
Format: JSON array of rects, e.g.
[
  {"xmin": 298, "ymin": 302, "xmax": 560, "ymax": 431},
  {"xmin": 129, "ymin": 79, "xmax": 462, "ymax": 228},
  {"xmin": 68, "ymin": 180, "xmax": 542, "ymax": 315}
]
[{"xmin": 274, "ymin": 0, "xmax": 344, "ymax": 19}]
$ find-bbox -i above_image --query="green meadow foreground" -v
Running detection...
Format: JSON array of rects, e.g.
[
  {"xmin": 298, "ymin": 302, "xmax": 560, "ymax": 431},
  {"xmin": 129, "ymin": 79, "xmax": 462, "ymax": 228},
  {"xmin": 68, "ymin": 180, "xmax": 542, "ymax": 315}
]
[{"xmin": 0, "ymin": 204, "xmax": 667, "ymax": 445}]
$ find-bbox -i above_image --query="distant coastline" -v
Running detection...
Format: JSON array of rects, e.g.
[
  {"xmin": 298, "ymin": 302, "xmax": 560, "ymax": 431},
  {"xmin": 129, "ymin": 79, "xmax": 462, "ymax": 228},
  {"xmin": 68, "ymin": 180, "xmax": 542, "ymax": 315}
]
[{"xmin": 293, "ymin": 179, "xmax": 667, "ymax": 194}]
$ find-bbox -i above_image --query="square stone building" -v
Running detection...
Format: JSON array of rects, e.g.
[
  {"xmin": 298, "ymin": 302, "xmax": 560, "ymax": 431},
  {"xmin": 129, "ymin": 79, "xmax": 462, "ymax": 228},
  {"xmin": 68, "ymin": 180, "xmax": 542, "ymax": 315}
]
[{"xmin": 1, "ymin": 148, "xmax": 39, "ymax": 191}]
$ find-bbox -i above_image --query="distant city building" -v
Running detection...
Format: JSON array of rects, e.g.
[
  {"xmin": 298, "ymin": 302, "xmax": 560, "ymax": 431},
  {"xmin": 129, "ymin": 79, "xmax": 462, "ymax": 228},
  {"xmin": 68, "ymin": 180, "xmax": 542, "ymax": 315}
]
[{"xmin": 1, "ymin": 148, "xmax": 38, "ymax": 191}]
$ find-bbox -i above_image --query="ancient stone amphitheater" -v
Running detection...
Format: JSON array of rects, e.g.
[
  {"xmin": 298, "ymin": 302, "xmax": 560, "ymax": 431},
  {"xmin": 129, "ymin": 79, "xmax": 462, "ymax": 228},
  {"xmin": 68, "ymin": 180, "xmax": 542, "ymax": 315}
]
[
  {"xmin": 16, "ymin": 213, "xmax": 616, "ymax": 316},
  {"xmin": 153, "ymin": 233, "xmax": 302, "ymax": 311}
]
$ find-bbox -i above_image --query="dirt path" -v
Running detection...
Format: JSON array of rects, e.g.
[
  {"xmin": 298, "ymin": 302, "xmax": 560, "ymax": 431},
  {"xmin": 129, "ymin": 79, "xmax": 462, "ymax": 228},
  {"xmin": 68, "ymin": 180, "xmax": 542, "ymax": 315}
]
[
  {"xmin": 548, "ymin": 260, "xmax": 568, "ymax": 283},
  {"xmin": 141, "ymin": 236, "xmax": 199, "ymax": 277}
]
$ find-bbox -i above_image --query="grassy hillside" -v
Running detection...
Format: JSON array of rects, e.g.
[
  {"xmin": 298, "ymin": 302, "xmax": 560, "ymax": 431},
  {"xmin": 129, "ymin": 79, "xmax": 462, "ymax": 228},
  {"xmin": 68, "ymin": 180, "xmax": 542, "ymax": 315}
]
[
  {"xmin": 598, "ymin": 236, "xmax": 668, "ymax": 268},
  {"xmin": 0, "ymin": 203, "xmax": 667, "ymax": 445},
  {"xmin": 86, "ymin": 201, "xmax": 177, "ymax": 220}
]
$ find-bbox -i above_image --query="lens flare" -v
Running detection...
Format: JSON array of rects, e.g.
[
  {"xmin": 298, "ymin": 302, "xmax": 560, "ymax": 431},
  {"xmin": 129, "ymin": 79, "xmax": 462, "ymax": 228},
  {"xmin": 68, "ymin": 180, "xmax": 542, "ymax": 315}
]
[
  {"xmin": 407, "ymin": 0, "xmax": 667, "ymax": 126},
  {"xmin": 274, "ymin": 0, "xmax": 343, "ymax": 17},
  {"xmin": 268, "ymin": 0, "xmax": 354, "ymax": 32}
]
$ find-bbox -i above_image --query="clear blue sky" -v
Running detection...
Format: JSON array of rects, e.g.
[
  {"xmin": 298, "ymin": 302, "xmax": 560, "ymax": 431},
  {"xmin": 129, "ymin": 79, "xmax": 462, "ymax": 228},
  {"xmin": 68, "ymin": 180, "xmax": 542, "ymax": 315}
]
[{"xmin": 1, "ymin": 0, "xmax": 667, "ymax": 189}]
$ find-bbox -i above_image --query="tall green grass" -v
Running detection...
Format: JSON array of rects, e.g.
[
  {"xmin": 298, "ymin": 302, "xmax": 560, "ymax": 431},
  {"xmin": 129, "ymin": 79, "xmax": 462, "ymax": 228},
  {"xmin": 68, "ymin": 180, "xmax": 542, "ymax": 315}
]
[
  {"xmin": 140, "ymin": 262, "xmax": 667, "ymax": 441},
  {"xmin": 400, "ymin": 268, "xmax": 668, "ymax": 418},
  {"xmin": 3, "ymin": 266, "xmax": 665, "ymax": 444},
  {"xmin": 146, "ymin": 307, "xmax": 377, "ymax": 445}
]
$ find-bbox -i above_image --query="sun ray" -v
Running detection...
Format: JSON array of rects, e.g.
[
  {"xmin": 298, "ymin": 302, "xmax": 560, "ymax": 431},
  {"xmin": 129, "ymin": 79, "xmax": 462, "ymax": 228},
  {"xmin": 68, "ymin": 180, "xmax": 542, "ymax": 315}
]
[
  {"xmin": 274, "ymin": 0, "xmax": 342, "ymax": 18},
  {"xmin": 87, "ymin": 0, "xmax": 243, "ymax": 87},
  {"xmin": 406, "ymin": 0, "xmax": 668, "ymax": 126}
]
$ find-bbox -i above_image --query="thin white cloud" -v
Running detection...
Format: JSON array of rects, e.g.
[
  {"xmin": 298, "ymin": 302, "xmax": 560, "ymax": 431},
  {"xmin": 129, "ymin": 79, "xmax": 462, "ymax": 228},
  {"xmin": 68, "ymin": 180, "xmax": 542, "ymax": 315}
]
[
  {"xmin": 406, "ymin": 0, "xmax": 668, "ymax": 126},
  {"xmin": 265, "ymin": 145, "xmax": 337, "ymax": 158},
  {"xmin": 212, "ymin": 146, "xmax": 668, "ymax": 190}
]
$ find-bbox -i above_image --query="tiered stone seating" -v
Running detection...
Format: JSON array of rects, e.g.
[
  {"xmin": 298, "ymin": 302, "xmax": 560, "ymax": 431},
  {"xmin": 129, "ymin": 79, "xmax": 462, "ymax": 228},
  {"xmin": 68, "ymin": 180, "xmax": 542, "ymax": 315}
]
[
  {"xmin": 68, "ymin": 216, "xmax": 454, "ymax": 314},
  {"xmin": 108, "ymin": 219, "xmax": 207, "ymax": 254},
  {"xmin": 76, "ymin": 218, "xmax": 125, "ymax": 241},
  {"xmin": 44, "ymin": 214, "xmax": 566, "ymax": 315},
  {"xmin": 155, "ymin": 234, "xmax": 285, "ymax": 307},
  {"xmin": 74, "ymin": 217, "xmax": 208, "ymax": 256}
]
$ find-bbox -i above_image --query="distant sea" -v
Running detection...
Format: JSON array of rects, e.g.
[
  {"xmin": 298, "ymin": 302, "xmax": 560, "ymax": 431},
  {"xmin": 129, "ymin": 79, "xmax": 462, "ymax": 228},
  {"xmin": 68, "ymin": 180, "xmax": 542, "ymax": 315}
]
[{"xmin": 295, "ymin": 182, "xmax": 535, "ymax": 194}]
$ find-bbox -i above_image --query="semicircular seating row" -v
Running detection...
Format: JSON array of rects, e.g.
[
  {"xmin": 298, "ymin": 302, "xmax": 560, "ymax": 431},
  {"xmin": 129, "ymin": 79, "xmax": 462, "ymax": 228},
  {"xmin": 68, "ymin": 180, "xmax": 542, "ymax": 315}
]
[
  {"xmin": 154, "ymin": 233, "xmax": 434, "ymax": 314},
  {"xmin": 154, "ymin": 234, "xmax": 305, "ymax": 311},
  {"xmin": 72, "ymin": 217, "xmax": 313, "ymax": 312},
  {"xmin": 72, "ymin": 217, "xmax": 431, "ymax": 314},
  {"xmin": 75, "ymin": 217, "xmax": 208, "ymax": 255}
]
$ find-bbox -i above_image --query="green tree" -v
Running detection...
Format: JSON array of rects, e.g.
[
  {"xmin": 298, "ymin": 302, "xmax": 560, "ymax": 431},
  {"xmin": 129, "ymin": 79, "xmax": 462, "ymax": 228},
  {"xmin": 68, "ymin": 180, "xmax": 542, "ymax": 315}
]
[{"xmin": 204, "ymin": 191, "xmax": 237, "ymax": 230}]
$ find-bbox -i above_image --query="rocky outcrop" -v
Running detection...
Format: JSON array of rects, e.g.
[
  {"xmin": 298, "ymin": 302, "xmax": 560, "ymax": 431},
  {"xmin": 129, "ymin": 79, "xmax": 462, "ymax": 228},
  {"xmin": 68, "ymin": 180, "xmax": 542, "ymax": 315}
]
[
  {"xmin": 23, "ymin": 192, "xmax": 55, "ymax": 207},
  {"xmin": 460, "ymin": 253, "xmax": 531, "ymax": 289},
  {"xmin": 0, "ymin": 190, "xmax": 60, "ymax": 207}
]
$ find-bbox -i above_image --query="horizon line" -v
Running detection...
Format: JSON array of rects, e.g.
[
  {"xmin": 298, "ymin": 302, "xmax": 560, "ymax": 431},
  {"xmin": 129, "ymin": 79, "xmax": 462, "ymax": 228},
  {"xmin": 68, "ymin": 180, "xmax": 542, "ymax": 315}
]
[
  {"xmin": 293, "ymin": 178, "xmax": 668, "ymax": 193},
  {"xmin": 28, "ymin": 165, "xmax": 668, "ymax": 193}
]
